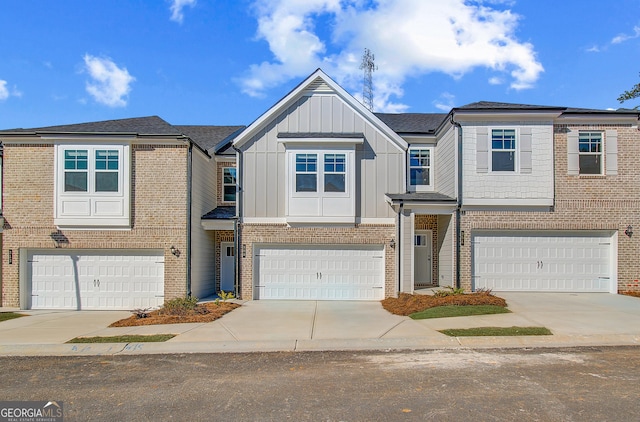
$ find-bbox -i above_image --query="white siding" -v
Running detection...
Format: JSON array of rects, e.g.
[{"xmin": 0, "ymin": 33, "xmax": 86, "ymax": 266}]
[
  {"xmin": 435, "ymin": 126, "xmax": 457, "ymax": 198},
  {"xmin": 437, "ymin": 214, "xmax": 454, "ymax": 288},
  {"xmin": 241, "ymin": 94, "xmax": 403, "ymax": 219},
  {"xmin": 462, "ymin": 123, "xmax": 554, "ymax": 204},
  {"xmin": 399, "ymin": 210, "xmax": 413, "ymax": 293},
  {"xmin": 190, "ymin": 149, "xmax": 217, "ymax": 298}
]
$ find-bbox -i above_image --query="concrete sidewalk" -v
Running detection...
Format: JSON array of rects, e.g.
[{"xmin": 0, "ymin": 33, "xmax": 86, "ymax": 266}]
[{"xmin": 1, "ymin": 293, "xmax": 639, "ymax": 356}]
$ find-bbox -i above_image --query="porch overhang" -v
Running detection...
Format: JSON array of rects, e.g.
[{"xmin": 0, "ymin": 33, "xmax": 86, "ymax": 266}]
[
  {"xmin": 385, "ymin": 193, "xmax": 457, "ymax": 214},
  {"xmin": 201, "ymin": 206, "xmax": 236, "ymax": 231}
]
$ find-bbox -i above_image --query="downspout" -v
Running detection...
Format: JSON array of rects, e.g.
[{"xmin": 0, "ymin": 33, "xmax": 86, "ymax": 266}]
[
  {"xmin": 232, "ymin": 145, "xmax": 243, "ymax": 300},
  {"xmin": 450, "ymin": 115, "xmax": 463, "ymax": 290},
  {"xmin": 396, "ymin": 201, "xmax": 403, "ymax": 295},
  {"xmin": 186, "ymin": 140, "xmax": 193, "ymax": 297}
]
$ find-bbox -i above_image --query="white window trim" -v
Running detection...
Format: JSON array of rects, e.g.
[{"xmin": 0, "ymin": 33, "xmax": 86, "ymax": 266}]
[
  {"xmin": 54, "ymin": 143, "xmax": 130, "ymax": 228},
  {"xmin": 408, "ymin": 146, "xmax": 434, "ymax": 192},
  {"xmin": 578, "ymin": 131, "xmax": 603, "ymax": 175},
  {"xmin": 489, "ymin": 127, "xmax": 518, "ymax": 173},
  {"xmin": 222, "ymin": 166, "xmax": 237, "ymax": 203},
  {"xmin": 285, "ymin": 146, "xmax": 356, "ymax": 222}
]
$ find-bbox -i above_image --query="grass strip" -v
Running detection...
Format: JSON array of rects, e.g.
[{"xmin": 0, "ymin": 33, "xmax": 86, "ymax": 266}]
[
  {"xmin": 410, "ymin": 305, "xmax": 511, "ymax": 320},
  {"xmin": 0, "ymin": 312, "xmax": 27, "ymax": 322},
  {"xmin": 67, "ymin": 334, "xmax": 176, "ymax": 343},
  {"xmin": 439, "ymin": 326, "xmax": 552, "ymax": 337}
]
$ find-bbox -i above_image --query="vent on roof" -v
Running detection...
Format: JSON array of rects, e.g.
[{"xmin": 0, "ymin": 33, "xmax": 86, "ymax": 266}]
[{"xmin": 305, "ymin": 77, "xmax": 332, "ymax": 93}]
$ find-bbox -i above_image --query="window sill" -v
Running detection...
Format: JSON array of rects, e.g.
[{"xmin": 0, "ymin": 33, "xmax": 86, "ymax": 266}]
[{"xmin": 578, "ymin": 175, "xmax": 607, "ymax": 179}]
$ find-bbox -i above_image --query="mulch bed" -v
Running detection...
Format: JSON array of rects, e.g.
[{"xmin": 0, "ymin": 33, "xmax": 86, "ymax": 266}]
[
  {"xmin": 109, "ymin": 302, "xmax": 241, "ymax": 327},
  {"xmin": 382, "ymin": 292, "xmax": 507, "ymax": 316}
]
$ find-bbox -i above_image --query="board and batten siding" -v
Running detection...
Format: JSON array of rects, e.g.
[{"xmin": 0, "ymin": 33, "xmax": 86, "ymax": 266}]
[
  {"xmin": 190, "ymin": 148, "xmax": 217, "ymax": 298},
  {"xmin": 462, "ymin": 123, "xmax": 554, "ymax": 204},
  {"xmin": 435, "ymin": 126, "xmax": 457, "ymax": 198},
  {"xmin": 240, "ymin": 94, "xmax": 403, "ymax": 219}
]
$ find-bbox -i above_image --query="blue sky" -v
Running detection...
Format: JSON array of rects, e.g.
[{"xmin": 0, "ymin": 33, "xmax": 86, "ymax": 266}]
[{"xmin": 2, "ymin": 0, "xmax": 640, "ymax": 129}]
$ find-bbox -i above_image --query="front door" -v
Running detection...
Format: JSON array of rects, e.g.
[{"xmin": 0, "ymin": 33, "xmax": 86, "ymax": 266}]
[
  {"xmin": 220, "ymin": 242, "xmax": 235, "ymax": 293},
  {"xmin": 414, "ymin": 231, "xmax": 433, "ymax": 287}
]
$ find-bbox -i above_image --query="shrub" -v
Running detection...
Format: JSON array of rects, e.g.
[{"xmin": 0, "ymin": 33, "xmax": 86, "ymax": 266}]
[
  {"xmin": 160, "ymin": 296, "xmax": 202, "ymax": 316},
  {"xmin": 433, "ymin": 286, "xmax": 465, "ymax": 297}
]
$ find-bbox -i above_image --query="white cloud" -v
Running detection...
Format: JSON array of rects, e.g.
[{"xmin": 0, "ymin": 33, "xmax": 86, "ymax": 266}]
[
  {"xmin": 239, "ymin": 0, "xmax": 543, "ymax": 111},
  {"xmin": 433, "ymin": 92, "xmax": 456, "ymax": 111},
  {"xmin": 170, "ymin": 0, "xmax": 197, "ymax": 24},
  {"xmin": 0, "ymin": 80, "xmax": 9, "ymax": 100},
  {"xmin": 612, "ymin": 26, "xmax": 640, "ymax": 44},
  {"xmin": 0, "ymin": 80, "xmax": 21, "ymax": 100},
  {"xmin": 83, "ymin": 54, "xmax": 135, "ymax": 107}
]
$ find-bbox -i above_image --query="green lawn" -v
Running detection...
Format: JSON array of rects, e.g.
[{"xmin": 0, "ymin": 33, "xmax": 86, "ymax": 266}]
[
  {"xmin": 439, "ymin": 326, "xmax": 553, "ymax": 337},
  {"xmin": 66, "ymin": 334, "xmax": 176, "ymax": 343},
  {"xmin": 0, "ymin": 312, "xmax": 27, "ymax": 322},
  {"xmin": 410, "ymin": 305, "xmax": 511, "ymax": 320}
]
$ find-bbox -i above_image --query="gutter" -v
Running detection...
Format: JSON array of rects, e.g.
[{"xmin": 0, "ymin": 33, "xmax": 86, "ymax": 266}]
[
  {"xmin": 232, "ymin": 144, "xmax": 243, "ymax": 300},
  {"xmin": 450, "ymin": 115, "xmax": 463, "ymax": 290},
  {"xmin": 186, "ymin": 139, "xmax": 193, "ymax": 297}
]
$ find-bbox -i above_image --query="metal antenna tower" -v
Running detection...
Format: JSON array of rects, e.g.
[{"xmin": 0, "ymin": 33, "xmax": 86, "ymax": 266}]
[{"xmin": 360, "ymin": 48, "xmax": 376, "ymax": 111}]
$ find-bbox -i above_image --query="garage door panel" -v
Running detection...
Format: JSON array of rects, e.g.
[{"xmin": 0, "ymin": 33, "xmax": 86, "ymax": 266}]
[
  {"xmin": 473, "ymin": 232, "xmax": 612, "ymax": 292},
  {"xmin": 255, "ymin": 245, "xmax": 384, "ymax": 300},
  {"xmin": 29, "ymin": 250, "xmax": 164, "ymax": 310}
]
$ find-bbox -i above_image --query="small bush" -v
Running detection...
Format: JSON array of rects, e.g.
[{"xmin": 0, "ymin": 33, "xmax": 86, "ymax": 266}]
[
  {"xmin": 433, "ymin": 286, "xmax": 465, "ymax": 297},
  {"xmin": 160, "ymin": 296, "xmax": 201, "ymax": 316},
  {"xmin": 219, "ymin": 291, "xmax": 235, "ymax": 301}
]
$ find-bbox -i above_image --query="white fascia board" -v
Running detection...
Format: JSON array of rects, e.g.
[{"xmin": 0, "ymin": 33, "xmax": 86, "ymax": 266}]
[
  {"xmin": 233, "ymin": 69, "xmax": 408, "ymax": 152},
  {"xmin": 242, "ymin": 217, "xmax": 288, "ymax": 224},
  {"xmin": 462, "ymin": 198, "xmax": 554, "ymax": 207},
  {"xmin": 401, "ymin": 203, "xmax": 457, "ymax": 214},
  {"xmin": 356, "ymin": 217, "xmax": 396, "ymax": 225},
  {"xmin": 214, "ymin": 156, "xmax": 236, "ymax": 163},
  {"xmin": 201, "ymin": 220, "xmax": 235, "ymax": 230},
  {"xmin": 454, "ymin": 111, "xmax": 561, "ymax": 123},
  {"xmin": 555, "ymin": 114, "xmax": 639, "ymax": 126},
  {"xmin": 286, "ymin": 216, "xmax": 356, "ymax": 224}
]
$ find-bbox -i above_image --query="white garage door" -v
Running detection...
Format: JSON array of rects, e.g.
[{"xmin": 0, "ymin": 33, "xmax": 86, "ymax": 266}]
[
  {"xmin": 28, "ymin": 250, "xmax": 164, "ymax": 310},
  {"xmin": 473, "ymin": 232, "xmax": 614, "ymax": 292},
  {"xmin": 255, "ymin": 245, "xmax": 385, "ymax": 300}
]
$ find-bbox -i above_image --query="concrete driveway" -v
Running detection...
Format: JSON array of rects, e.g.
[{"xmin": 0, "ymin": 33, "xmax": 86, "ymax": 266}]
[{"xmin": 1, "ymin": 293, "xmax": 639, "ymax": 355}]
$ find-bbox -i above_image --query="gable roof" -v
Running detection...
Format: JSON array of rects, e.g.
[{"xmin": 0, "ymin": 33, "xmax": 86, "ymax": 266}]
[{"xmin": 232, "ymin": 68, "xmax": 408, "ymax": 151}]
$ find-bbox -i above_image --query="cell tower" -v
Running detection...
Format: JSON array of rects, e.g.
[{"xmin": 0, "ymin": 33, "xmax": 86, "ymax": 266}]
[{"xmin": 360, "ymin": 48, "xmax": 376, "ymax": 111}]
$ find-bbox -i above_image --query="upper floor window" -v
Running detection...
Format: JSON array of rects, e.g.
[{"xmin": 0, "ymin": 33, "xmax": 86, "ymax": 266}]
[
  {"xmin": 223, "ymin": 167, "xmax": 237, "ymax": 202},
  {"xmin": 286, "ymin": 147, "xmax": 356, "ymax": 222},
  {"xmin": 578, "ymin": 131, "xmax": 602, "ymax": 175},
  {"xmin": 56, "ymin": 144, "xmax": 130, "ymax": 228},
  {"xmin": 324, "ymin": 154, "xmax": 346, "ymax": 192},
  {"xmin": 491, "ymin": 129, "xmax": 516, "ymax": 172},
  {"xmin": 408, "ymin": 147, "xmax": 433, "ymax": 192},
  {"xmin": 295, "ymin": 154, "xmax": 317, "ymax": 192}
]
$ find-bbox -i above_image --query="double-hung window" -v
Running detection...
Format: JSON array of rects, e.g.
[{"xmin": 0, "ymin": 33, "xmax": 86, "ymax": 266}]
[
  {"xmin": 323, "ymin": 154, "xmax": 346, "ymax": 193},
  {"xmin": 491, "ymin": 129, "xmax": 516, "ymax": 172},
  {"xmin": 56, "ymin": 144, "xmax": 129, "ymax": 228},
  {"xmin": 578, "ymin": 131, "xmax": 602, "ymax": 175},
  {"xmin": 295, "ymin": 154, "xmax": 318, "ymax": 192},
  {"xmin": 408, "ymin": 148, "xmax": 432, "ymax": 190},
  {"xmin": 286, "ymin": 147, "xmax": 355, "ymax": 222},
  {"xmin": 222, "ymin": 167, "xmax": 237, "ymax": 202}
]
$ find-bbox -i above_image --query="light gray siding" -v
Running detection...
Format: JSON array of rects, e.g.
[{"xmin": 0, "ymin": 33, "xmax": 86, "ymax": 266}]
[
  {"xmin": 437, "ymin": 214, "xmax": 454, "ymax": 287},
  {"xmin": 190, "ymin": 149, "xmax": 217, "ymax": 298},
  {"xmin": 241, "ymin": 94, "xmax": 403, "ymax": 219},
  {"xmin": 435, "ymin": 126, "xmax": 457, "ymax": 198},
  {"xmin": 400, "ymin": 210, "xmax": 413, "ymax": 293}
]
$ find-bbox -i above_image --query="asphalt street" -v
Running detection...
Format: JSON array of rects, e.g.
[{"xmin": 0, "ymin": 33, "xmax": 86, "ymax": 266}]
[{"xmin": 1, "ymin": 346, "xmax": 638, "ymax": 421}]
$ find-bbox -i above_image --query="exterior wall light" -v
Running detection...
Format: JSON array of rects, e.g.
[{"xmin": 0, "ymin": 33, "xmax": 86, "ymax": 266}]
[
  {"xmin": 625, "ymin": 225, "xmax": 633, "ymax": 238},
  {"xmin": 390, "ymin": 238, "xmax": 396, "ymax": 249},
  {"xmin": 170, "ymin": 246, "xmax": 180, "ymax": 257}
]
